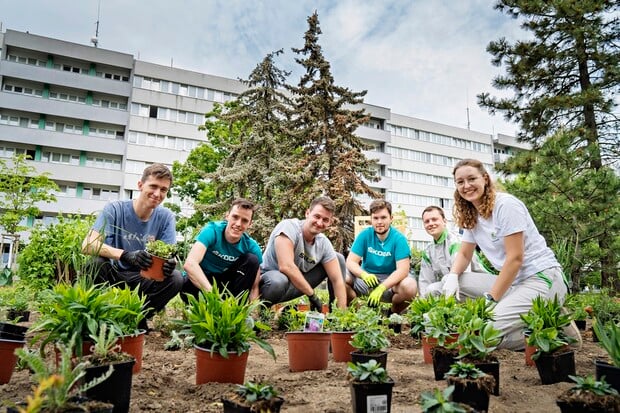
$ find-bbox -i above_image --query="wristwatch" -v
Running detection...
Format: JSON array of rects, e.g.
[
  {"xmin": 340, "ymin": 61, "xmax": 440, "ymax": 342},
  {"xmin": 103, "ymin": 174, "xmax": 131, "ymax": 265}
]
[{"xmin": 483, "ymin": 292, "xmax": 497, "ymax": 303}]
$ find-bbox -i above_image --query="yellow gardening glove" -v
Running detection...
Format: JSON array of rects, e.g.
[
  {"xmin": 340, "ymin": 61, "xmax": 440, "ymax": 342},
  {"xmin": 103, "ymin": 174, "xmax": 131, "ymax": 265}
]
[
  {"xmin": 360, "ymin": 271, "xmax": 379, "ymax": 288},
  {"xmin": 368, "ymin": 284, "xmax": 387, "ymax": 307}
]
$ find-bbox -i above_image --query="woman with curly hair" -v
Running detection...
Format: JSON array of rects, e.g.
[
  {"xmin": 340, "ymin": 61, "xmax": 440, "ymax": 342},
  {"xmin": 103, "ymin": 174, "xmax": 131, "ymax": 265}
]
[{"xmin": 442, "ymin": 158, "xmax": 576, "ymax": 350}]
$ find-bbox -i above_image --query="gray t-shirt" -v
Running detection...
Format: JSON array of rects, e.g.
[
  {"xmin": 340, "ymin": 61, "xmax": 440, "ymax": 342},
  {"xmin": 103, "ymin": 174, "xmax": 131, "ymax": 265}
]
[
  {"xmin": 462, "ymin": 192, "xmax": 559, "ymax": 284},
  {"xmin": 92, "ymin": 200, "xmax": 176, "ymax": 271},
  {"xmin": 261, "ymin": 218, "xmax": 336, "ymax": 273}
]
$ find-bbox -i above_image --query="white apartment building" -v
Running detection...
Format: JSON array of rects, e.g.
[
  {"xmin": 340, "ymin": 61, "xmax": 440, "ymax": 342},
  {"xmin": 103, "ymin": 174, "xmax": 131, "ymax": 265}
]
[{"xmin": 0, "ymin": 29, "xmax": 522, "ymax": 254}]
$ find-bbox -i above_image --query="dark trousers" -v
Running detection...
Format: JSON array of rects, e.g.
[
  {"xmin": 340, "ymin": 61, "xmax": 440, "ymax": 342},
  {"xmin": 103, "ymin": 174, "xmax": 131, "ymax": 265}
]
[
  {"xmin": 89, "ymin": 257, "xmax": 184, "ymax": 318},
  {"xmin": 180, "ymin": 253, "xmax": 259, "ymax": 301}
]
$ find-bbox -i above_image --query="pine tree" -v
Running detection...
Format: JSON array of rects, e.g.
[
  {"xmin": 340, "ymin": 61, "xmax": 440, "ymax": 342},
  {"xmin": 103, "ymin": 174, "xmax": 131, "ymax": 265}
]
[
  {"xmin": 479, "ymin": 0, "xmax": 620, "ymax": 290},
  {"xmin": 288, "ymin": 11, "xmax": 380, "ymax": 252}
]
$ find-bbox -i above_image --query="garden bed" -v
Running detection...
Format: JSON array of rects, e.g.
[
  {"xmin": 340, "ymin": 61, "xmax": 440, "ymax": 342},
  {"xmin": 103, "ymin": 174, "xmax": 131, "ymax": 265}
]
[{"xmin": 0, "ymin": 325, "xmax": 607, "ymax": 412}]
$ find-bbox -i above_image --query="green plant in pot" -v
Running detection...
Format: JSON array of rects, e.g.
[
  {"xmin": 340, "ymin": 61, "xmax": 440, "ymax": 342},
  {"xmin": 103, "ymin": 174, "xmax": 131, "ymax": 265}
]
[
  {"xmin": 405, "ymin": 294, "xmax": 438, "ymax": 339},
  {"xmin": 593, "ymin": 318, "xmax": 620, "ymax": 392},
  {"xmin": 142, "ymin": 240, "xmax": 178, "ymax": 281},
  {"xmin": 350, "ymin": 327, "xmax": 390, "ymax": 370},
  {"xmin": 6, "ymin": 284, "xmax": 32, "ymax": 322},
  {"xmin": 521, "ymin": 295, "xmax": 576, "ymax": 384},
  {"xmin": 556, "ymin": 375, "xmax": 620, "ymax": 413},
  {"xmin": 444, "ymin": 361, "xmax": 495, "ymax": 412},
  {"xmin": 347, "ymin": 359, "xmax": 395, "ymax": 413},
  {"xmin": 176, "ymin": 283, "xmax": 275, "ymax": 384},
  {"xmin": 419, "ymin": 386, "xmax": 474, "ymax": 413},
  {"xmin": 421, "ymin": 296, "xmax": 465, "ymax": 364},
  {"xmin": 11, "ymin": 335, "xmax": 114, "ymax": 413},
  {"xmin": 222, "ymin": 380, "xmax": 285, "ymax": 413},
  {"xmin": 327, "ymin": 300, "xmax": 378, "ymax": 363}
]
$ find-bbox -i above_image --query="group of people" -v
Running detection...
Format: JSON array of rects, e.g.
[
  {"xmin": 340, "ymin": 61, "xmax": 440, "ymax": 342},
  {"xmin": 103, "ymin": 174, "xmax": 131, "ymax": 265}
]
[{"xmin": 82, "ymin": 159, "xmax": 576, "ymax": 351}]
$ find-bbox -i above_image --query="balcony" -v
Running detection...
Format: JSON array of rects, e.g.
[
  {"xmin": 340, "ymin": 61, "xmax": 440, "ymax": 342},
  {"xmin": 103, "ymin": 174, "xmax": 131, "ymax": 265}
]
[
  {"xmin": 356, "ymin": 125, "xmax": 391, "ymax": 144},
  {"xmin": 494, "ymin": 153, "xmax": 512, "ymax": 164},
  {"xmin": 30, "ymin": 162, "xmax": 124, "ymax": 187},
  {"xmin": 364, "ymin": 150, "xmax": 391, "ymax": 166}
]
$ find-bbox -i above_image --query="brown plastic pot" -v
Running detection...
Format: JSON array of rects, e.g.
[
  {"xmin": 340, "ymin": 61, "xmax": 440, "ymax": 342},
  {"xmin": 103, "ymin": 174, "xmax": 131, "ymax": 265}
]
[
  {"xmin": 194, "ymin": 345, "xmax": 249, "ymax": 384},
  {"xmin": 286, "ymin": 331, "xmax": 330, "ymax": 372},
  {"xmin": 0, "ymin": 337, "xmax": 26, "ymax": 384},
  {"xmin": 118, "ymin": 331, "xmax": 146, "ymax": 374},
  {"xmin": 140, "ymin": 255, "xmax": 166, "ymax": 281},
  {"xmin": 330, "ymin": 331, "xmax": 355, "ymax": 363}
]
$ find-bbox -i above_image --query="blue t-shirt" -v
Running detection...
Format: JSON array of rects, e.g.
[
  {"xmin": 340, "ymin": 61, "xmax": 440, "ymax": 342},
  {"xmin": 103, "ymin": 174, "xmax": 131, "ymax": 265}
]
[
  {"xmin": 350, "ymin": 226, "xmax": 410, "ymax": 275},
  {"xmin": 92, "ymin": 200, "xmax": 176, "ymax": 271},
  {"xmin": 195, "ymin": 221, "xmax": 263, "ymax": 275}
]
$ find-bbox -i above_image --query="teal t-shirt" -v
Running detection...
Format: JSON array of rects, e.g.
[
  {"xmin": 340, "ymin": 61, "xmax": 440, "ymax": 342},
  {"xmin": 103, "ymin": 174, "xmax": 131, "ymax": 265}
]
[
  {"xmin": 195, "ymin": 221, "xmax": 262, "ymax": 275},
  {"xmin": 350, "ymin": 226, "xmax": 410, "ymax": 275}
]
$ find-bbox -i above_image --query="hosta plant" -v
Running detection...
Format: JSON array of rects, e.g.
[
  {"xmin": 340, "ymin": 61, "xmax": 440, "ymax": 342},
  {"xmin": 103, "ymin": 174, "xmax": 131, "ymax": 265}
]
[
  {"xmin": 347, "ymin": 359, "xmax": 390, "ymax": 383},
  {"xmin": 453, "ymin": 316, "xmax": 502, "ymax": 361},
  {"xmin": 350, "ymin": 327, "xmax": 390, "ymax": 354},
  {"xmin": 419, "ymin": 386, "xmax": 471, "ymax": 413}
]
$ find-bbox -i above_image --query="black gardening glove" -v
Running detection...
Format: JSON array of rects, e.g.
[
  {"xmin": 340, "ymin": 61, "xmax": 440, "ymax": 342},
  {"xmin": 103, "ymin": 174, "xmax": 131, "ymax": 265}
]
[
  {"xmin": 120, "ymin": 250, "xmax": 152, "ymax": 270},
  {"xmin": 162, "ymin": 258, "xmax": 177, "ymax": 278},
  {"xmin": 308, "ymin": 294, "xmax": 322, "ymax": 312}
]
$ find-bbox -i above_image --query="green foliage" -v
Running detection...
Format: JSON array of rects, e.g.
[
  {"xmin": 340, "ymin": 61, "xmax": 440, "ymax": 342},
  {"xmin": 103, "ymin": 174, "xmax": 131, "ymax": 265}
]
[
  {"xmin": 17, "ymin": 214, "xmax": 95, "ymax": 289},
  {"xmin": 422, "ymin": 295, "xmax": 466, "ymax": 346},
  {"xmin": 0, "ymin": 153, "xmax": 59, "ymax": 236},
  {"xmin": 234, "ymin": 381, "xmax": 279, "ymax": 402},
  {"xmin": 31, "ymin": 279, "xmax": 147, "ymax": 355},
  {"xmin": 327, "ymin": 300, "xmax": 381, "ymax": 332},
  {"xmin": 409, "ymin": 245, "xmax": 423, "ymax": 275},
  {"xmin": 593, "ymin": 319, "xmax": 620, "ymax": 367},
  {"xmin": 15, "ymin": 336, "xmax": 113, "ymax": 411},
  {"xmin": 520, "ymin": 295, "xmax": 574, "ymax": 358},
  {"xmin": 445, "ymin": 362, "xmax": 487, "ymax": 380},
  {"xmin": 419, "ymin": 386, "xmax": 468, "ymax": 413},
  {"xmin": 347, "ymin": 359, "xmax": 390, "ymax": 383},
  {"xmin": 0, "ymin": 267, "xmax": 13, "ymax": 286},
  {"xmin": 406, "ymin": 295, "xmax": 440, "ymax": 337},
  {"xmin": 87, "ymin": 323, "xmax": 126, "ymax": 364},
  {"xmin": 177, "ymin": 283, "xmax": 275, "ymax": 359},
  {"xmin": 454, "ymin": 317, "xmax": 502, "ymax": 360},
  {"xmin": 145, "ymin": 239, "xmax": 177, "ymax": 258},
  {"xmin": 564, "ymin": 292, "xmax": 599, "ymax": 321},
  {"xmin": 279, "ymin": 307, "xmax": 306, "ymax": 332},
  {"xmin": 590, "ymin": 290, "xmax": 620, "ymax": 325},
  {"xmin": 567, "ymin": 375, "xmax": 619, "ymax": 397},
  {"xmin": 350, "ymin": 328, "xmax": 389, "ymax": 354},
  {"xmin": 0, "ymin": 283, "xmax": 32, "ymax": 313}
]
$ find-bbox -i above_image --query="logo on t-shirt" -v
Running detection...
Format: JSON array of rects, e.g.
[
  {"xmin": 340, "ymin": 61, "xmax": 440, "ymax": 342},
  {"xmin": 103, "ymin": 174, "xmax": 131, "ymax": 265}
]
[
  {"xmin": 298, "ymin": 252, "xmax": 317, "ymax": 265},
  {"xmin": 367, "ymin": 247, "xmax": 392, "ymax": 258},
  {"xmin": 212, "ymin": 250, "xmax": 239, "ymax": 262}
]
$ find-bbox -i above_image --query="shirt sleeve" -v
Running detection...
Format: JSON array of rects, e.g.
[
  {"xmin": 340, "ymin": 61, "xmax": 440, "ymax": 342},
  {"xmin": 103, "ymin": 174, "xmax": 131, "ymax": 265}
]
[
  {"xmin": 495, "ymin": 196, "xmax": 528, "ymax": 237},
  {"xmin": 196, "ymin": 223, "xmax": 216, "ymax": 248}
]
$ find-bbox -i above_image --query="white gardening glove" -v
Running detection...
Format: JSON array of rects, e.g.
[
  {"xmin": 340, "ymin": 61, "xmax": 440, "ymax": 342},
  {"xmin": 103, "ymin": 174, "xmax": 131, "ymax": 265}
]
[{"xmin": 441, "ymin": 273, "xmax": 460, "ymax": 301}]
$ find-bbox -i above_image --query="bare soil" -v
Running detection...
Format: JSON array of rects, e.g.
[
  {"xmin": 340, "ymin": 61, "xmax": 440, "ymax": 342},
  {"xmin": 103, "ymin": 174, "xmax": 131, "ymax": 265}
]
[{"xmin": 0, "ymin": 324, "xmax": 608, "ymax": 412}]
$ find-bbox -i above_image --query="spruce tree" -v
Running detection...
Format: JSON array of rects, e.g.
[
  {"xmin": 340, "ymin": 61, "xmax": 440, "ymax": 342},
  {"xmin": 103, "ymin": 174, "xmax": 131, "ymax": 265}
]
[
  {"xmin": 288, "ymin": 11, "xmax": 380, "ymax": 252},
  {"xmin": 479, "ymin": 0, "xmax": 619, "ymax": 290}
]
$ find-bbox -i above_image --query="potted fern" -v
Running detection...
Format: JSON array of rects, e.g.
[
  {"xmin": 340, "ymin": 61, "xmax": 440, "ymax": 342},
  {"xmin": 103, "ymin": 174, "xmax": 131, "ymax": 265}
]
[
  {"xmin": 593, "ymin": 318, "xmax": 620, "ymax": 392},
  {"xmin": 222, "ymin": 380, "xmax": 285, "ymax": 413},
  {"xmin": 176, "ymin": 283, "xmax": 275, "ymax": 384},
  {"xmin": 556, "ymin": 375, "xmax": 620, "ymax": 413},
  {"xmin": 444, "ymin": 362, "xmax": 495, "ymax": 412},
  {"xmin": 348, "ymin": 359, "xmax": 395, "ymax": 413}
]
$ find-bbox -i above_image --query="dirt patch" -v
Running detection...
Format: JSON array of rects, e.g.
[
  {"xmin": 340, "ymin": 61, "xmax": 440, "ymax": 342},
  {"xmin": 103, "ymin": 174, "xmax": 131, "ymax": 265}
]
[{"xmin": 0, "ymin": 326, "xmax": 607, "ymax": 412}]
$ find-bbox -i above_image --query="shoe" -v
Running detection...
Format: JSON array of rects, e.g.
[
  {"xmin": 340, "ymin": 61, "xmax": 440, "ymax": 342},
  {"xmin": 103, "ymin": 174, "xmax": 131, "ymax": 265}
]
[{"xmin": 564, "ymin": 320, "xmax": 583, "ymax": 350}]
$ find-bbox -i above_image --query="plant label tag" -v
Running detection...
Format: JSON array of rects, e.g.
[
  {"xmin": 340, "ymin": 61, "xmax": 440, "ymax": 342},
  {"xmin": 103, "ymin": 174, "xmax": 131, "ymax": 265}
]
[
  {"xmin": 366, "ymin": 395, "xmax": 388, "ymax": 412},
  {"xmin": 303, "ymin": 311, "xmax": 325, "ymax": 332}
]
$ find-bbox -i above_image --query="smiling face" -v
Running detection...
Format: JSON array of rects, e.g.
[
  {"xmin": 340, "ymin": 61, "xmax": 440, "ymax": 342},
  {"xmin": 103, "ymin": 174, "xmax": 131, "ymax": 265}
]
[
  {"xmin": 303, "ymin": 204, "xmax": 333, "ymax": 239},
  {"xmin": 371, "ymin": 207, "xmax": 392, "ymax": 237},
  {"xmin": 422, "ymin": 208, "xmax": 447, "ymax": 241},
  {"xmin": 454, "ymin": 165, "xmax": 489, "ymax": 208},
  {"xmin": 137, "ymin": 175, "xmax": 170, "ymax": 209},
  {"xmin": 224, "ymin": 204, "xmax": 253, "ymax": 243}
]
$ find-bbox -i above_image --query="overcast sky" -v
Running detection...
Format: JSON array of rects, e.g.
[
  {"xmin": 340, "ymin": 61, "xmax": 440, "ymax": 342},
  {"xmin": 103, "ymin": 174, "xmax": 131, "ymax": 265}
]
[{"xmin": 0, "ymin": 0, "xmax": 523, "ymax": 136}]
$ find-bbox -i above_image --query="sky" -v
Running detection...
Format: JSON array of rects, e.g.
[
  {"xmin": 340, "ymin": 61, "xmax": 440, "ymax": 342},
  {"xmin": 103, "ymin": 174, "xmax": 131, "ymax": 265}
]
[{"xmin": 0, "ymin": 0, "xmax": 523, "ymax": 136}]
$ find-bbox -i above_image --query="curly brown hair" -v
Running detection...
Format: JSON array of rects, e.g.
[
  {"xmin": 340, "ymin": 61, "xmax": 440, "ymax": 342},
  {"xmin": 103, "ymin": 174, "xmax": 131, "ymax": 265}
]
[{"xmin": 452, "ymin": 159, "xmax": 495, "ymax": 229}]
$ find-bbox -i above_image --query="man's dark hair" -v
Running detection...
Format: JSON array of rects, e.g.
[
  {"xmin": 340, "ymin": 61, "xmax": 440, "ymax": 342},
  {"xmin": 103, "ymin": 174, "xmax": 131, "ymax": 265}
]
[
  {"xmin": 230, "ymin": 198, "xmax": 257, "ymax": 217},
  {"xmin": 421, "ymin": 205, "xmax": 446, "ymax": 219},
  {"xmin": 369, "ymin": 199, "xmax": 392, "ymax": 215},
  {"xmin": 308, "ymin": 196, "xmax": 335, "ymax": 214},
  {"xmin": 141, "ymin": 163, "xmax": 173, "ymax": 184}
]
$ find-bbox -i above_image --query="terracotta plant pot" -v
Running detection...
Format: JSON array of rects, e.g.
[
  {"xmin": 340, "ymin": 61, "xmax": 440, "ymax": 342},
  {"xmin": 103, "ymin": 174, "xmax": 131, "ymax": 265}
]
[
  {"xmin": 330, "ymin": 331, "xmax": 355, "ymax": 363},
  {"xmin": 194, "ymin": 345, "xmax": 249, "ymax": 384},
  {"xmin": 296, "ymin": 304, "xmax": 310, "ymax": 312},
  {"xmin": 421, "ymin": 333, "xmax": 458, "ymax": 364},
  {"xmin": 118, "ymin": 331, "xmax": 146, "ymax": 374},
  {"xmin": 286, "ymin": 331, "xmax": 330, "ymax": 372},
  {"xmin": 534, "ymin": 350, "xmax": 576, "ymax": 385},
  {"xmin": 350, "ymin": 378, "xmax": 394, "ymax": 413},
  {"xmin": 0, "ymin": 337, "xmax": 26, "ymax": 384},
  {"xmin": 140, "ymin": 255, "xmax": 166, "ymax": 281},
  {"xmin": 524, "ymin": 337, "xmax": 537, "ymax": 367}
]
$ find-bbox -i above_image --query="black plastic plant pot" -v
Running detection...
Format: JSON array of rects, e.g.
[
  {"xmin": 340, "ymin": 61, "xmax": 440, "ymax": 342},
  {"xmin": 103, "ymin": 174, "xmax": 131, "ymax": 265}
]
[
  {"xmin": 85, "ymin": 358, "xmax": 136, "ymax": 413},
  {"xmin": 350, "ymin": 379, "xmax": 394, "ymax": 413},
  {"xmin": 388, "ymin": 323, "xmax": 402, "ymax": 334},
  {"xmin": 556, "ymin": 399, "xmax": 607, "ymax": 413},
  {"xmin": 7, "ymin": 309, "xmax": 30, "ymax": 323},
  {"xmin": 574, "ymin": 319, "xmax": 586, "ymax": 331},
  {"xmin": 222, "ymin": 397, "xmax": 285, "ymax": 413},
  {"xmin": 595, "ymin": 359, "xmax": 620, "ymax": 393},
  {"xmin": 474, "ymin": 359, "xmax": 500, "ymax": 396},
  {"xmin": 534, "ymin": 350, "xmax": 576, "ymax": 385},
  {"xmin": 0, "ymin": 322, "xmax": 28, "ymax": 341},
  {"xmin": 350, "ymin": 351, "xmax": 388, "ymax": 370},
  {"xmin": 431, "ymin": 347, "xmax": 456, "ymax": 381},
  {"xmin": 447, "ymin": 377, "xmax": 491, "ymax": 412}
]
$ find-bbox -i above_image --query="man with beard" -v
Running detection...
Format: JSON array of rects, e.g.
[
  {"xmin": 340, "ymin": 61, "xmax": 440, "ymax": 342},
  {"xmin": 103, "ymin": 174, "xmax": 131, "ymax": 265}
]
[{"xmin": 345, "ymin": 199, "xmax": 417, "ymax": 313}]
